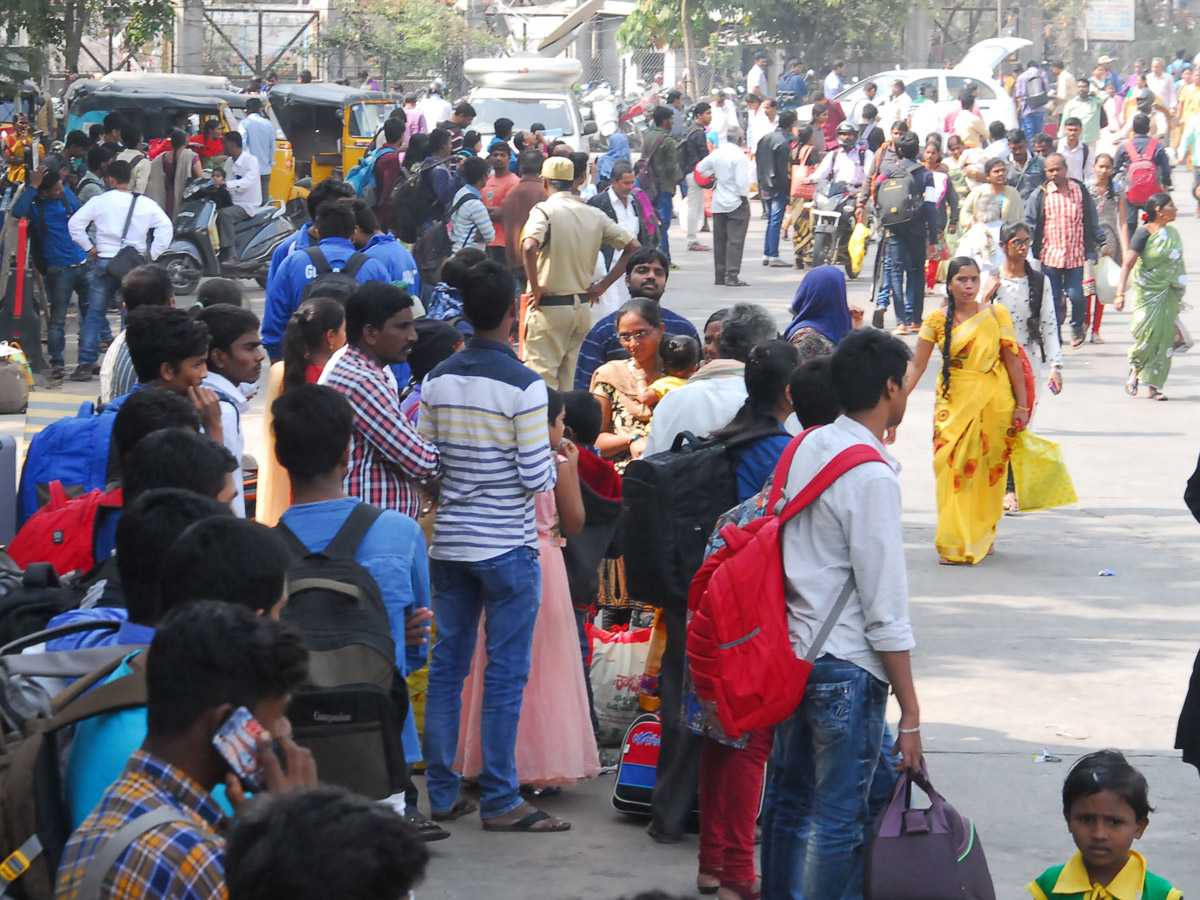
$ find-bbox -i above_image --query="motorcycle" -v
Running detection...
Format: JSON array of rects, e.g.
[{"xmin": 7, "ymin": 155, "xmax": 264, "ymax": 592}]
[
  {"xmin": 809, "ymin": 180, "xmax": 865, "ymax": 278},
  {"xmin": 580, "ymin": 82, "xmax": 621, "ymax": 151},
  {"xmin": 157, "ymin": 179, "xmax": 298, "ymax": 295}
]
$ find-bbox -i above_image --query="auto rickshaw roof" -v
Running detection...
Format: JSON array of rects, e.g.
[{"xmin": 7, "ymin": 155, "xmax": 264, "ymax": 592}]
[
  {"xmin": 268, "ymin": 83, "xmax": 391, "ymax": 111},
  {"xmin": 67, "ymin": 82, "xmax": 252, "ymax": 115}
]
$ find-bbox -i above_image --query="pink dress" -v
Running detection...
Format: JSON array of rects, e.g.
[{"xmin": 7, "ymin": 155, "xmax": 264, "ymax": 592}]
[{"xmin": 454, "ymin": 490, "xmax": 601, "ymax": 786}]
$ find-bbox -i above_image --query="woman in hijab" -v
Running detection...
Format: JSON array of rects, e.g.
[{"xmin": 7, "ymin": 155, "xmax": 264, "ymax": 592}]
[
  {"xmin": 782, "ymin": 265, "xmax": 855, "ymax": 361},
  {"xmin": 596, "ymin": 132, "xmax": 632, "ymax": 192}
]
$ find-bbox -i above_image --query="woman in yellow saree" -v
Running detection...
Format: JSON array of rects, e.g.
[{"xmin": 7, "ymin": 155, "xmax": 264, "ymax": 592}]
[{"xmin": 908, "ymin": 257, "xmax": 1031, "ymax": 564}]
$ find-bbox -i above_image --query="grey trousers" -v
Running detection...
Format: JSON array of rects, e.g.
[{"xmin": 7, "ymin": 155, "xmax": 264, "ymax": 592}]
[
  {"xmin": 261, "ymin": 174, "xmax": 272, "ymax": 202},
  {"xmin": 217, "ymin": 205, "xmax": 252, "ymax": 257},
  {"xmin": 713, "ymin": 198, "xmax": 750, "ymax": 282}
]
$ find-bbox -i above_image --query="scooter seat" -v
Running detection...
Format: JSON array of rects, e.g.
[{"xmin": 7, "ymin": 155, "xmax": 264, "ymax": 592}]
[{"xmin": 234, "ymin": 206, "xmax": 280, "ymax": 231}]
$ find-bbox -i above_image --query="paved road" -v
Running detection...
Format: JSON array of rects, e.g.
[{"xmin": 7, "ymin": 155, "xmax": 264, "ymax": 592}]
[{"xmin": 16, "ymin": 187, "xmax": 1200, "ymax": 898}]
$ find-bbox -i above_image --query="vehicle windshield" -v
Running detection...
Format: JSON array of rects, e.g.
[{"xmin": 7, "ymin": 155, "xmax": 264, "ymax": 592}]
[
  {"xmin": 469, "ymin": 97, "xmax": 575, "ymax": 137},
  {"xmin": 349, "ymin": 102, "xmax": 396, "ymax": 138}
]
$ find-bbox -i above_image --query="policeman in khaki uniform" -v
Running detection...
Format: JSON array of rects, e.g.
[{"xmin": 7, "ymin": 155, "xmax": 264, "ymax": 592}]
[{"xmin": 520, "ymin": 156, "xmax": 640, "ymax": 390}]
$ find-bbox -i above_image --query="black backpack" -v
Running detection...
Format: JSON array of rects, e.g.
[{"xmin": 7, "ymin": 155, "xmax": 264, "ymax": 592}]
[
  {"xmin": 390, "ymin": 160, "xmax": 446, "ymax": 243},
  {"xmin": 411, "ymin": 194, "xmax": 472, "ymax": 286},
  {"xmin": 299, "ymin": 248, "xmax": 370, "ymax": 305},
  {"xmin": 275, "ymin": 503, "xmax": 409, "ymax": 801},
  {"xmin": 1025, "ymin": 73, "xmax": 1049, "ymax": 108},
  {"xmin": 621, "ymin": 426, "xmax": 786, "ymax": 612},
  {"xmin": 877, "ymin": 161, "xmax": 922, "ymax": 228}
]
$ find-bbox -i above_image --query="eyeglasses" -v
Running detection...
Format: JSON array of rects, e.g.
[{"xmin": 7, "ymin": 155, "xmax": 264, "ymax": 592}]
[
  {"xmin": 1006, "ymin": 238, "xmax": 1032, "ymax": 247},
  {"xmin": 618, "ymin": 329, "xmax": 654, "ymax": 343}
]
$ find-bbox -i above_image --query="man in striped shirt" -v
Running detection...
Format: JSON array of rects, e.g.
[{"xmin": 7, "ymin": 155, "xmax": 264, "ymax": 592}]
[
  {"xmin": 324, "ymin": 283, "xmax": 440, "ymax": 518},
  {"xmin": 418, "ymin": 260, "xmax": 564, "ymax": 832}
]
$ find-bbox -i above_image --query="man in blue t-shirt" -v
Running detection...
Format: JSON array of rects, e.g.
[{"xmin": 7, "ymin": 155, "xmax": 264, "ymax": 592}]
[
  {"xmin": 350, "ymin": 198, "xmax": 421, "ymax": 299},
  {"xmin": 573, "ymin": 247, "xmax": 700, "ymax": 390}
]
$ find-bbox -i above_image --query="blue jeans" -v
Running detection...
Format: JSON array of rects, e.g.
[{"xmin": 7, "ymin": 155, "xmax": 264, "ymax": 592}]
[
  {"xmin": 654, "ymin": 191, "xmax": 673, "ymax": 260},
  {"xmin": 78, "ymin": 258, "xmax": 118, "ymax": 366},
  {"xmin": 1044, "ymin": 264, "xmax": 1085, "ymax": 335},
  {"xmin": 423, "ymin": 547, "xmax": 541, "ymax": 818},
  {"xmin": 763, "ymin": 193, "xmax": 786, "ymax": 259},
  {"xmin": 43, "ymin": 262, "xmax": 92, "ymax": 367},
  {"xmin": 886, "ymin": 234, "xmax": 923, "ymax": 326},
  {"xmin": 761, "ymin": 656, "xmax": 896, "ymax": 900},
  {"xmin": 1020, "ymin": 109, "xmax": 1045, "ymax": 143},
  {"xmin": 874, "ymin": 241, "xmax": 894, "ymax": 311}
]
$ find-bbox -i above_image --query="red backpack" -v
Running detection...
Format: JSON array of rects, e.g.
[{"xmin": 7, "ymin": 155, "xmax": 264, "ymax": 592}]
[
  {"xmin": 1124, "ymin": 138, "xmax": 1163, "ymax": 206},
  {"xmin": 7, "ymin": 482, "xmax": 122, "ymax": 577},
  {"xmin": 686, "ymin": 427, "xmax": 885, "ymax": 738}
]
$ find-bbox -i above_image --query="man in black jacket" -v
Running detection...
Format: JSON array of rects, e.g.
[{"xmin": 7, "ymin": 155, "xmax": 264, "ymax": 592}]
[
  {"xmin": 680, "ymin": 102, "xmax": 712, "ymax": 252},
  {"xmin": 756, "ymin": 108, "xmax": 796, "ymax": 267}
]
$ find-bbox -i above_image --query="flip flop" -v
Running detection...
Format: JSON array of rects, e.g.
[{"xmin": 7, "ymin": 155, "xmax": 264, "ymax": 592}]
[
  {"xmin": 430, "ymin": 796, "xmax": 478, "ymax": 822},
  {"xmin": 482, "ymin": 807, "xmax": 571, "ymax": 833}
]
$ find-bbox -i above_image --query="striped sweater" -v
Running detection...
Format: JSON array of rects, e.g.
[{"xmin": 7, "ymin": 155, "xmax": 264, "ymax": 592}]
[{"xmin": 419, "ymin": 337, "xmax": 557, "ymax": 561}]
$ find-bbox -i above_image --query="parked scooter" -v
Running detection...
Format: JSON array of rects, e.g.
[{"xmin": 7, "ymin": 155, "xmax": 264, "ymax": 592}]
[{"xmin": 157, "ymin": 179, "xmax": 298, "ymax": 295}]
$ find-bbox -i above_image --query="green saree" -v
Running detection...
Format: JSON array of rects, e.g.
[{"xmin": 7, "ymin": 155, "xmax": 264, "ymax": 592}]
[{"xmin": 1129, "ymin": 224, "xmax": 1187, "ymax": 390}]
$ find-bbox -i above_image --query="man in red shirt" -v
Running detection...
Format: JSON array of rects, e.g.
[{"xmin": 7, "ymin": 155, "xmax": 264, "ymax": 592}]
[
  {"xmin": 373, "ymin": 118, "xmax": 405, "ymax": 233},
  {"xmin": 500, "ymin": 148, "xmax": 548, "ymax": 288},
  {"xmin": 483, "ymin": 138, "xmax": 520, "ymax": 266}
]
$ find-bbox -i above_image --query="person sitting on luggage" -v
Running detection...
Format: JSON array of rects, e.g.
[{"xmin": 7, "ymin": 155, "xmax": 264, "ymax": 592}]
[
  {"xmin": 226, "ymin": 786, "xmax": 429, "ymax": 900},
  {"xmin": 262, "ymin": 200, "xmax": 389, "ymax": 361},
  {"xmin": 1028, "ymin": 750, "xmax": 1181, "ymax": 900},
  {"xmin": 274, "ymin": 383, "xmax": 441, "ymax": 839},
  {"xmin": 54, "ymin": 601, "xmax": 317, "ymax": 900}
]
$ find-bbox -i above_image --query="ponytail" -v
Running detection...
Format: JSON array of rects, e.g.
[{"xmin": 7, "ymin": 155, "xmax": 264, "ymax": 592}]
[{"xmin": 282, "ymin": 297, "xmax": 345, "ymax": 394}]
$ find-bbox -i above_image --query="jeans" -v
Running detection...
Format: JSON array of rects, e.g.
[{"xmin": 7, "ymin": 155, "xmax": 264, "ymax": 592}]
[
  {"xmin": 763, "ymin": 193, "xmax": 786, "ymax": 259},
  {"xmin": 423, "ymin": 547, "xmax": 541, "ymax": 818},
  {"xmin": 654, "ymin": 191, "xmax": 674, "ymax": 260},
  {"xmin": 1044, "ymin": 264, "xmax": 1085, "ymax": 335},
  {"xmin": 43, "ymin": 262, "xmax": 92, "ymax": 367},
  {"xmin": 886, "ymin": 234, "xmax": 923, "ymax": 326},
  {"xmin": 874, "ymin": 241, "xmax": 894, "ymax": 311},
  {"xmin": 1020, "ymin": 109, "xmax": 1045, "ymax": 143},
  {"xmin": 761, "ymin": 656, "xmax": 896, "ymax": 900},
  {"xmin": 78, "ymin": 258, "xmax": 119, "ymax": 367}
]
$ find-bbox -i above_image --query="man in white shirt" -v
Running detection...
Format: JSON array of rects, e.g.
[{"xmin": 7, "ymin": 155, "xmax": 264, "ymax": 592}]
[
  {"xmin": 812, "ymin": 122, "xmax": 868, "ymax": 189},
  {"xmin": 238, "ymin": 97, "xmax": 276, "ymax": 202},
  {"xmin": 217, "ymin": 131, "xmax": 262, "ymax": 263},
  {"xmin": 709, "ymin": 90, "xmax": 739, "ymax": 146},
  {"xmin": 882, "ymin": 79, "xmax": 910, "ymax": 126},
  {"xmin": 588, "ymin": 159, "xmax": 641, "ymax": 313},
  {"xmin": 850, "ymin": 81, "xmax": 879, "ymax": 125},
  {"xmin": 1147, "ymin": 57, "xmax": 1177, "ymax": 112},
  {"xmin": 696, "ymin": 124, "xmax": 752, "ymax": 286},
  {"xmin": 762, "ymin": 327, "xmax": 922, "ymax": 899},
  {"xmin": 746, "ymin": 53, "xmax": 769, "ymax": 99},
  {"xmin": 417, "ymin": 86, "xmax": 452, "ymax": 133},
  {"xmin": 1056, "ymin": 117, "xmax": 1089, "ymax": 183},
  {"xmin": 67, "ymin": 158, "xmax": 171, "ymax": 381},
  {"xmin": 823, "ymin": 60, "xmax": 846, "ymax": 100}
]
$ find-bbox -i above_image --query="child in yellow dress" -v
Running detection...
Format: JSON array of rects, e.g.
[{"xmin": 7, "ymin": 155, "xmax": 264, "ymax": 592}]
[
  {"xmin": 640, "ymin": 334, "xmax": 699, "ymax": 408},
  {"xmin": 1028, "ymin": 749, "xmax": 1181, "ymax": 900}
]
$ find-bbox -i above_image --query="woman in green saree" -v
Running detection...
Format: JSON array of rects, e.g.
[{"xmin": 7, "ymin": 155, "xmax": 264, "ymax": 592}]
[{"xmin": 1115, "ymin": 193, "xmax": 1187, "ymax": 401}]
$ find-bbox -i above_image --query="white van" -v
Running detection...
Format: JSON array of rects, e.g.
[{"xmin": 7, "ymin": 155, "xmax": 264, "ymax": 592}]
[{"xmin": 464, "ymin": 58, "xmax": 597, "ymax": 152}]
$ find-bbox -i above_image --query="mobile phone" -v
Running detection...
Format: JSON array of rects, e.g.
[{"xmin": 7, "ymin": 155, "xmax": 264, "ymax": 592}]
[{"xmin": 212, "ymin": 706, "xmax": 268, "ymax": 791}]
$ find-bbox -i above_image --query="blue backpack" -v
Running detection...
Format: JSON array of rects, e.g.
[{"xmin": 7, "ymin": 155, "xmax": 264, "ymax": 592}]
[
  {"xmin": 18, "ymin": 393, "xmax": 131, "ymax": 526},
  {"xmin": 344, "ymin": 148, "xmax": 396, "ymax": 207}
]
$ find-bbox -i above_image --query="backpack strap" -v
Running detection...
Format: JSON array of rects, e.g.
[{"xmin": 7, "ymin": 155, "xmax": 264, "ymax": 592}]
[
  {"xmin": 78, "ymin": 805, "xmax": 192, "ymax": 900},
  {"xmin": 323, "ymin": 502, "xmax": 384, "ymax": 558},
  {"xmin": 342, "ymin": 251, "xmax": 368, "ymax": 278},
  {"xmin": 273, "ymin": 519, "xmax": 311, "ymax": 558},
  {"xmin": 304, "ymin": 246, "xmax": 331, "ymax": 275}
]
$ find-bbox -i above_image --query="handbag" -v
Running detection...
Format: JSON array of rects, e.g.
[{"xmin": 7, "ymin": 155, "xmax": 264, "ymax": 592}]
[
  {"xmin": 104, "ymin": 194, "xmax": 147, "ymax": 282},
  {"xmin": 1010, "ymin": 429, "xmax": 1077, "ymax": 512},
  {"xmin": 1092, "ymin": 255, "xmax": 1120, "ymax": 304},
  {"xmin": 864, "ymin": 761, "xmax": 996, "ymax": 900}
]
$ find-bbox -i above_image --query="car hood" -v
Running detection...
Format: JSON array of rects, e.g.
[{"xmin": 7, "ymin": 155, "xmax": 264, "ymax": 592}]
[{"xmin": 954, "ymin": 37, "xmax": 1033, "ymax": 75}]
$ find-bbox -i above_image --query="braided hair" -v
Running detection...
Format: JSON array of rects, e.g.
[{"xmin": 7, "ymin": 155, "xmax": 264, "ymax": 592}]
[{"xmin": 941, "ymin": 257, "xmax": 981, "ymax": 399}]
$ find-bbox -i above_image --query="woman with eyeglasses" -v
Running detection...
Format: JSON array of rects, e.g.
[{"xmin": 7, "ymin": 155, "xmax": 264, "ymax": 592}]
[{"xmin": 589, "ymin": 298, "xmax": 664, "ymax": 473}]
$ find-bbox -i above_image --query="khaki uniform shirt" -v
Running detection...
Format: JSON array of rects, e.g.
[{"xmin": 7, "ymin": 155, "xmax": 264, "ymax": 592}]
[{"xmin": 522, "ymin": 190, "xmax": 634, "ymax": 294}]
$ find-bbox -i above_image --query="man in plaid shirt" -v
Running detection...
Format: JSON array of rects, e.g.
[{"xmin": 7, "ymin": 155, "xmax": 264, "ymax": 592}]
[
  {"xmin": 1026, "ymin": 152, "xmax": 1100, "ymax": 347},
  {"xmin": 54, "ymin": 602, "xmax": 314, "ymax": 900},
  {"xmin": 324, "ymin": 283, "xmax": 440, "ymax": 518}
]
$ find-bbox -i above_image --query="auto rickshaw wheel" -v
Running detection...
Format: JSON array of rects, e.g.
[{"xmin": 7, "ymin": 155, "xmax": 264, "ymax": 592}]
[{"xmin": 161, "ymin": 254, "xmax": 202, "ymax": 296}]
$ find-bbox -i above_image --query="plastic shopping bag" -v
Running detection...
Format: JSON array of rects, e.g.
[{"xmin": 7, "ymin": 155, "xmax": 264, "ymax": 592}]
[
  {"xmin": 1092, "ymin": 256, "xmax": 1120, "ymax": 304},
  {"xmin": 1010, "ymin": 430, "xmax": 1077, "ymax": 512},
  {"xmin": 588, "ymin": 622, "xmax": 653, "ymax": 745},
  {"xmin": 847, "ymin": 221, "xmax": 871, "ymax": 274}
]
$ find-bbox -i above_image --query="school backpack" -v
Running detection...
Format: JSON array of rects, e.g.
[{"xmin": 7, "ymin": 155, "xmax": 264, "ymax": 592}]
[
  {"xmin": 686, "ymin": 428, "xmax": 885, "ymax": 739},
  {"xmin": 1024, "ymin": 72, "xmax": 1049, "ymax": 108},
  {"xmin": 633, "ymin": 131, "xmax": 670, "ymax": 199},
  {"xmin": 298, "ymin": 247, "xmax": 370, "ymax": 305},
  {"xmin": 1124, "ymin": 138, "xmax": 1163, "ymax": 206},
  {"xmin": 7, "ymin": 484, "xmax": 122, "ymax": 579},
  {"xmin": 411, "ymin": 194, "xmax": 472, "ymax": 286},
  {"xmin": 344, "ymin": 147, "xmax": 397, "ymax": 208},
  {"xmin": 0, "ymin": 628, "xmax": 148, "ymax": 900},
  {"xmin": 876, "ymin": 162, "xmax": 922, "ymax": 228},
  {"xmin": 391, "ymin": 160, "xmax": 446, "ymax": 243},
  {"xmin": 17, "ymin": 393, "xmax": 130, "ymax": 527},
  {"xmin": 275, "ymin": 503, "xmax": 409, "ymax": 801},
  {"xmin": 611, "ymin": 712, "xmax": 665, "ymax": 816},
  {"xmin": 621, "ymin": 424, "xmax": 785, "ymax": 613}
]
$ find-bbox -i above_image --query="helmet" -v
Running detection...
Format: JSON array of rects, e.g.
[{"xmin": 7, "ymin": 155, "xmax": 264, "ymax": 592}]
[
  {"xmin": 1134, "ymin": 87, "xmax": 1154, "ymax": 112},
  {"xmin": 836, "ymin": 121, "xmax": 859, "ymax": 138}
]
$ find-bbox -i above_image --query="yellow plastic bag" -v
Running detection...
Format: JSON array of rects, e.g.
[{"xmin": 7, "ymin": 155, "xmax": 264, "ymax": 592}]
[
  {"xmin": 847, "ymin": 221, "xmax": 870, "ymax": 274},
  {"xmin": 1010, "ymin": 430, "xmax": 1077, "ymax": 512}
]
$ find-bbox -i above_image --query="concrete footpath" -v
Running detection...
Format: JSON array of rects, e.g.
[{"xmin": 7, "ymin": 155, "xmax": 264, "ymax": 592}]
[{"xmin": 14, "ymin": 186, "xmax": 1200, "ymax": 899}]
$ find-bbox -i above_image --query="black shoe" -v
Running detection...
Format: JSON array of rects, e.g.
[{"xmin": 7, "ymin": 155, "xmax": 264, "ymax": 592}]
[
  {"xmin": 48, "ymin": 365, "xmax": 65, "ymax": 381},
  {"xmin": 67, "ymin": 365, "xmax": 94, "ymax": 382},
  {"xmin": 872, "ymin": 308, "xmax": 886, "ymax": 329},
  {"xmin": 404, "ymin": 810, "xmax": 452, "ymax": 843},
  {"xmin": 725, "ymin": 277, "xmax": 750, "ymax": 287},
  {"xmin": 647, "ymin": 823, "xmax": 682, "ymax": 844}
]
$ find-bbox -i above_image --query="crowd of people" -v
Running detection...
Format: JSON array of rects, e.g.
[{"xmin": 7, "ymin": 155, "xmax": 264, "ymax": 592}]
[{"xmin": 0, "ymin": 46, "xmax": 1196, "ymax": 900}]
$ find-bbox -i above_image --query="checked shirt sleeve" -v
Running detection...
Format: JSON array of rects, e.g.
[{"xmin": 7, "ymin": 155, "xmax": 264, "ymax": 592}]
[{"xmin": 350, "ymin": 374, "xmax": 441, "ymax": 482}]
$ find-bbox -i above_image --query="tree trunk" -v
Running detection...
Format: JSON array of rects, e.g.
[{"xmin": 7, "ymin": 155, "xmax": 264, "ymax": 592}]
[
  {"xmin": 64, "ymin": 0, "xmax": 86, "ymax": 74},
  {"xmin": 680, "ymin": 0, "xmax": 697, "ymax": 99}
]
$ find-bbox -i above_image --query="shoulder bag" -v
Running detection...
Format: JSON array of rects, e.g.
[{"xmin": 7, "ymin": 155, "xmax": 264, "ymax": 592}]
[{"xmin": 104, "ymin": 194, "xmax": 147, "ymax": 282}]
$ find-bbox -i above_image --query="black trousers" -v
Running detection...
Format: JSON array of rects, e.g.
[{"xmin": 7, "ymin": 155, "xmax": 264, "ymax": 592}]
[{"xmin": 649, "ymin": 600, "xmax": 702, "ymax": 836}]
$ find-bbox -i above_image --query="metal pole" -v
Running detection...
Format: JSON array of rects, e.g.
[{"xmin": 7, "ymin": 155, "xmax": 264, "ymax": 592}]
[
  {"xmin": 997, "ymin": 0, "xmax": 1002, "ymax": 35},
  {"xmin": 257, "ymin": 12, "xmax": 264, "ymax": 76}
]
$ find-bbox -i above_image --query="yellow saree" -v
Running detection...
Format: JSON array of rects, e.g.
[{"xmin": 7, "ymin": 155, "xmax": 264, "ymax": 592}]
[{"xmin": 918, "ymin": 304, "xmax": 1019, "ymax": 563}]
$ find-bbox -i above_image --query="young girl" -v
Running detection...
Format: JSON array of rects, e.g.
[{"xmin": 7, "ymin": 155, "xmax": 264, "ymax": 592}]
[
  {"xmin": 1084, "ymin": 154, "xmax": 1129, "ymax": 345},
  {"xmin": 455, "ymin": 389, "xmax": 601, "ymax": 791},
  {"xmin": 1029, "ymin": 749, "xmax": 1181, "ymax": 900}
]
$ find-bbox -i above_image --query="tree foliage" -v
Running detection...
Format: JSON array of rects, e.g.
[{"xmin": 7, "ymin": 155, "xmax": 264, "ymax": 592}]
[{"xmin": 318, "ymin": 0, "xmax": 502, "ymax": 81}]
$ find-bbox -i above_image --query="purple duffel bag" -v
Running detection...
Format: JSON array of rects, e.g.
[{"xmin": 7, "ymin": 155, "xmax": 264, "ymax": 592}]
[{"xmin": 863, "ymin": 761, "xmax": 996, "ymax": 900}]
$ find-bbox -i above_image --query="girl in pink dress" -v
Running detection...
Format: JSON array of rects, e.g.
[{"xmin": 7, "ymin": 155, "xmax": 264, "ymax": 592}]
[{"xmin": 455, "ymin": 390, "xmax": 601, "ymax": 787}]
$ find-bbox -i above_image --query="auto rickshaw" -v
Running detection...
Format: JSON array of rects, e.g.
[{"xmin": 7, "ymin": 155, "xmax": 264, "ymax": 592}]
[
  {"xmin": 65, "ymin": 77, "xmax": 251, "ymax": 145},
  {"xmin": 267, "ymin": 83, "xmax": 397, "ymax": 202}
]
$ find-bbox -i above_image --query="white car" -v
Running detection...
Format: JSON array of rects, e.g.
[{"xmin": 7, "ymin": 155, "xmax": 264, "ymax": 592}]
[{"xmin": 798, "ymin": 38, "xmax": 1032, "ymax": 140}]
